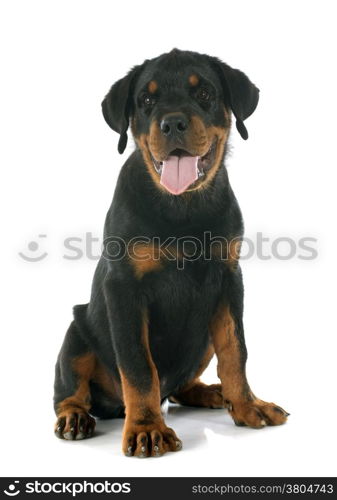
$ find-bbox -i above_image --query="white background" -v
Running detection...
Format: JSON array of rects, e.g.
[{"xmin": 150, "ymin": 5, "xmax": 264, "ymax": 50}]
[{"xmin": 1, "ymin": 0, "xmax": 336, "ymax": 477}]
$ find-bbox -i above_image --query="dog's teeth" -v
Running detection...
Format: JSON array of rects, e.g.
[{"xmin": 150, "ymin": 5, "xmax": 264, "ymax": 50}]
[{"xmin": 154, "ymin": 162, "xmax": 163, "ymax": 174}]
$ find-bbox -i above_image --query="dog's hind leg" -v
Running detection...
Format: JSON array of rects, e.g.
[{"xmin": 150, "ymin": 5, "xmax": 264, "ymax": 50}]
[
  {"xmin": 54, "ymin": 319, "xmax": 97, "ymax": 440},
  {"xmin": 169, "ymin": 381, "xmax": 224, "ymax": 409}
]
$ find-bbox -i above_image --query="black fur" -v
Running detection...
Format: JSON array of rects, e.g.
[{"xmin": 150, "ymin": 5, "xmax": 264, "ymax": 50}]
[{"xmin": 54, "ymin": 49, "xmax": 259, "ymax": 420}]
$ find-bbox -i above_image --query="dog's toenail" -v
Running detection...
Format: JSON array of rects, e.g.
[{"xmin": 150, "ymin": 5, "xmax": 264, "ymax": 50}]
[
  {"xmin": 125, "ymin": 445, "xmax": 133, "ymax": 456},
  {"xmin": 175, "ymin": 440, "xmax": 182, "ymax": 450},
  {"xmin": 261, "ymin": 419, "xmax": 267, "ymax": 426}
]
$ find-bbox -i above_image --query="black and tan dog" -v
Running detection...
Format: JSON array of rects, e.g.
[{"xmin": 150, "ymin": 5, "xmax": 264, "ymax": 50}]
[{"xmin": 54, "ymin": 49, "xmax": 289, "ymax": 457}]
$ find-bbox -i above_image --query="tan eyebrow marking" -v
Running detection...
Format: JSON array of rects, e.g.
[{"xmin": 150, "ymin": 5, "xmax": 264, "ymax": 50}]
[
  {"xmin": 148, "ymin": 80, "xmax": 158, "ymax": 94},
  {"xmin": 188, "ymin": 74, "xmax": 199, "ymax": 86}
]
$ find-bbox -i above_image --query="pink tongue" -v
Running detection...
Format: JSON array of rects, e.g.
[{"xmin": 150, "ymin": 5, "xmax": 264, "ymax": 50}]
[{"xmin": 160, "ymin": 155, "xmax": 199, "ymax": 195}]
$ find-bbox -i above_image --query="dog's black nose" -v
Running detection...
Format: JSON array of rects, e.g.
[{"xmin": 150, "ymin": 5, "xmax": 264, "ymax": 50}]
[{"xmin": 160, "ymin": 113, "xmax": 188, "ymax": 136}]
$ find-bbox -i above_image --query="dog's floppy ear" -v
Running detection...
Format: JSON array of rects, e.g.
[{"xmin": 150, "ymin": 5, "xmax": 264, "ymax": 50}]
[
  {"xmin": 102, "ymin": 65, "xmax": 142, "ymax": 154},
  {"xmin": 211, "ymin": 59, "xmax": 259, "ymax": 140}
]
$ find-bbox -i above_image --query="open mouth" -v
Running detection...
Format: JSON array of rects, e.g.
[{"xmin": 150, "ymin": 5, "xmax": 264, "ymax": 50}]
[{"xmin": 151, "ymin": 141, "xmax": 217, "ymax": 195}]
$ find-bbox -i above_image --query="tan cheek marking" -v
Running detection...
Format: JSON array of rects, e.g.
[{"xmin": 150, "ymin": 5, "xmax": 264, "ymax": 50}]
[
  {"xmin": 189, "ymin": 74, "xmax": 199, "ymax": 86},
  {"xmin": 183, "ymin": 110, "xmax": 232, "ymax": 193},
  {"xmin": 148, "ymin": 120, "xmax": 168, "ymax": 160},
  {"xmin": 136, "ymin": 127, "xmax": 168, "ymax": 193},
  {"xmin": 198, "ymin": 119, "xmax": 232, "ymax": 190},
  {"xmin": 185, "ymin": 115, "xmax": 209, "ymax": 154},
  {"xmin": 148, "ymin": 80, "xmax": 158, "ymax": 94}
]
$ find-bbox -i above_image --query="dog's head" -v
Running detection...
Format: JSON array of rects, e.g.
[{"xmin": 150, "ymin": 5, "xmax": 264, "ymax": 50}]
[{"xmin": 102, "ymin": 49, "xmax": 259, "ymax": 195}]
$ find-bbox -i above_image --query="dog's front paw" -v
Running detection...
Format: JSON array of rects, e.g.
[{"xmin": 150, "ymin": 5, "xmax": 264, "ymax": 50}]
[
  {"xmin": 54, "ymin": 411, "xmax": 96, "ymax": 440},
  {"xmin": 226, "ymin": 398, "xmax": 289, "ymax": 428},
  {"xmin": 123, "ymin": 422, "xmax": 182, "ymax": 458}
]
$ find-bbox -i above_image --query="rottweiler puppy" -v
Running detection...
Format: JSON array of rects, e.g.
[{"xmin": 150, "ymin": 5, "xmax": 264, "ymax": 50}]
[{"xmin": 54, "ymin": 49, "xmax": 289, "ymax": 458}]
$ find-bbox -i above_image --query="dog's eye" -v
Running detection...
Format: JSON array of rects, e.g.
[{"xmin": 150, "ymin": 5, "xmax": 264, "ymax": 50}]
[
  {"xmin": 196, "ymin": 88, "xmax": 210, "ymax": 102},
  {"xmin": 143, "ymin": 94, "xmax": 156, "ymax": 107}
]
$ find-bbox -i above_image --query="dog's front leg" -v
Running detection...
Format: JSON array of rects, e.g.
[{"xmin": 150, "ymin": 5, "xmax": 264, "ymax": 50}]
[
  {"xmin": 104, "ymin": 275, "xmax": 182, "ymax": 457},
  {"xmin": 210, "ymin": 270, "xmax": 289, "ymax": 428}
]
